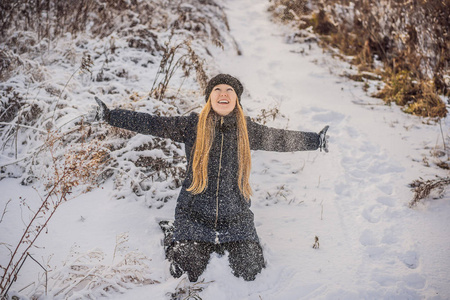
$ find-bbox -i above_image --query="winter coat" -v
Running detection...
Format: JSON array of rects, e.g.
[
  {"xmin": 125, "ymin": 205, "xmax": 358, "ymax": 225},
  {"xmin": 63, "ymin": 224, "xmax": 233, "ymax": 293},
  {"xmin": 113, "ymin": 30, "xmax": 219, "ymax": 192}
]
[{"xmin": 108, "ymin": 109, "xmax": 320, "ymax": 244}]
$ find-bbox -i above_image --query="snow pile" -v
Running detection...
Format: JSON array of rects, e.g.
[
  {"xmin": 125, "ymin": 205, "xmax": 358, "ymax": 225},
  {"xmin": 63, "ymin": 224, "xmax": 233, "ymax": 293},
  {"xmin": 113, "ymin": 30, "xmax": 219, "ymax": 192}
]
[
  {"xmin": 1, "ymin": 0, "xmax": 450, "ymax": 299},
  {"xmin": 44, "ymin": 233, "xmax": 157, "ymax": 299}
]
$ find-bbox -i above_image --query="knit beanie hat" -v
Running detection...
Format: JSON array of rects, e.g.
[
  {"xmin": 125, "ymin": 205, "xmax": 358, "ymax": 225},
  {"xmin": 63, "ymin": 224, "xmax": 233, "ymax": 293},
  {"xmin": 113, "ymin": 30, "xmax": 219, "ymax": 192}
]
[{"xmin": 204, "ymin": 74, "xmax": 244, "ymax": 104}]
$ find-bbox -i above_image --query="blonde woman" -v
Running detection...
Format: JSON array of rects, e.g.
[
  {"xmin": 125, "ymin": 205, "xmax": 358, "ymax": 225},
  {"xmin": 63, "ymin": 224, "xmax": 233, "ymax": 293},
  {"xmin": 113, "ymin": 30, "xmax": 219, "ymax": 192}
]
[{"xmin": 94, "ymin": 74, "xmax": 329, "ymax": 282}]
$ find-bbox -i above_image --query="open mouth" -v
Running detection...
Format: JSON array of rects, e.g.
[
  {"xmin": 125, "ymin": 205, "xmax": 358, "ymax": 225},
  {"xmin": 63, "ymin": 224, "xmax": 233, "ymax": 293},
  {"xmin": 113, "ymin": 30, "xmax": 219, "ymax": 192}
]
[{"xmin": 218, "ymin": 100, "xmax": 229, "ymax": 104}]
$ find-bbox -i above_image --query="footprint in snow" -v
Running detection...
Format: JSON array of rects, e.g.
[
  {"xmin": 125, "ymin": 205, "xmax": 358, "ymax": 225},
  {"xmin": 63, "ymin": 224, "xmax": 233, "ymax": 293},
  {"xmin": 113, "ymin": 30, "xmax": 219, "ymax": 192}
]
[
  {"xmin": 398, "ymin": 251, "xmax": 420, "ymax": 269},
  {"xmin": 376, "ymin": 196, "xmax": 396, "ymax": 207},
  {"xmin": 376, "ymin": 183, "xmax": 394, "ymax": 195},
  {"xmin": 367, "ymin": 159, "xmax": 405, "ymax": 175},
  {"xmin": 381, "ymin": 227, "xmax": 399, "ymax": 245},
  {"xmin": 362, "ymin": 204, "xmax": 385, "ymax": 223},
  {"xmin": 334, "ymin": 182, "xmax": 352, "ymax": 197},
  {"xmin": 311, "ymin": 110, "xmax": 346, "ymax": 125},
  {"xmin": 403, "ymin": 273, "xmax": 426, "ymax": 289},
  {"xmin": 359, "ymin": 229, "xmax": 378, "ymax": 246},
  {"xmin": 345, "ymin": 125, "xmax": 359, "ymax": 138}
]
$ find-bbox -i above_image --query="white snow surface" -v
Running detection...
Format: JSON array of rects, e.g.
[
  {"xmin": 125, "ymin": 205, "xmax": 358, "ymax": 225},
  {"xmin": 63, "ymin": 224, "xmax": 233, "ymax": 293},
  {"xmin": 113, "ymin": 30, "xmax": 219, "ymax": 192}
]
[{"xmin": 2, "ymin": 0, "xmax": 450, "ymax": 299}]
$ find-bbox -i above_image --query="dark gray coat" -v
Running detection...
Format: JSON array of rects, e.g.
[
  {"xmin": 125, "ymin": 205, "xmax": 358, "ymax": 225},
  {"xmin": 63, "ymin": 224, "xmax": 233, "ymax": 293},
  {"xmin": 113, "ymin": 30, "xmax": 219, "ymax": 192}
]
[{"xmin": 108, "ymin": 109, "xmax": 319, "ymax": 244}]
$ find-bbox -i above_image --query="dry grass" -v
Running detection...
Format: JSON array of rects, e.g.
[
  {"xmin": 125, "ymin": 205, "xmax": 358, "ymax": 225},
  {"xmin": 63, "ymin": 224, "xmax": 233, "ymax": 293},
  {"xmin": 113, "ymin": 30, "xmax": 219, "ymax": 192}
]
[
  {"xmin": 46, "ymin": 233, "xmax": 158, "ymax": 299},
  {"xmin": 0, "ymin": 126, "xmax": 109, "ymax": 298},
  {"xmin": 409, "ymin": 176, "xmax": 450, "ymax": 207},
  {"xmin": 0, "ymin": 0, "xmax": 232, "ymax": 202},
  {"xmin": 268, "ymin": 0, "xmax": 449, "ymax": 118},
  {"xmin": 150, "ymin": 39, "xmax": 207, "ymax": 101}
]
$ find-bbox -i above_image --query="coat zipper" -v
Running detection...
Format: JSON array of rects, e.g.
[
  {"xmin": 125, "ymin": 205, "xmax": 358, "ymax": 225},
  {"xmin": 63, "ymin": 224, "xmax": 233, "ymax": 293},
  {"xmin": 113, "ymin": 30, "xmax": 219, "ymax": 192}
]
[{"xmin": 214, "ymin": 117, "xmax": 225, "ymax": 244}]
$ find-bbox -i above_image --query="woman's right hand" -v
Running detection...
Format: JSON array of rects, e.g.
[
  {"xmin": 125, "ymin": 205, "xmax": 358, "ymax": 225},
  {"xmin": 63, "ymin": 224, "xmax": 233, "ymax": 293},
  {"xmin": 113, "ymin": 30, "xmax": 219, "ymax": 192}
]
[
  {"xmin": 94, "ymin": 96, "xmax": 110, "ymax": 122},
  {"xmin": 318, "ymin": 125, "xmax": 329, "ymax": 153}
]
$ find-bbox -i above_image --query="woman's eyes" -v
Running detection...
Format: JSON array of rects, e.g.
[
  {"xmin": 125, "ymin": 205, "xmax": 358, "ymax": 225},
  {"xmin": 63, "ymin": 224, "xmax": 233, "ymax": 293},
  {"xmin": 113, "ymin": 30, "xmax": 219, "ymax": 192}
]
[{"xmin": 214, "ymin": 88, "xmax": 234, "ymax": 92}]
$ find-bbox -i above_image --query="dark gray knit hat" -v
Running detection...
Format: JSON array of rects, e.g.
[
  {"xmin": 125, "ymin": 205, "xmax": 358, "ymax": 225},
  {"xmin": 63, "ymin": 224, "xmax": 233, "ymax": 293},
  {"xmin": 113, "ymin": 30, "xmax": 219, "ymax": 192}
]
[{"xmin": 204, "ymin": 74, "xmax": 244, "ymax": 103}]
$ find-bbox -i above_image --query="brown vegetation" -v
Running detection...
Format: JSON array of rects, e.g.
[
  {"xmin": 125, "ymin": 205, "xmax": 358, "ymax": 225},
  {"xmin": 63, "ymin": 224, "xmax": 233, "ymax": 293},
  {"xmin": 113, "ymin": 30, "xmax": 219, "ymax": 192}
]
[
  {"xmin": 0, "ymin": 0, "xmax": 232, "ymax": 200},
  {"xmin": 269, "ymin": 0, "xmax": 449, "ymax": 118},
  {"xmin": 0, "ymin": 126, "xmax": 109, "ymax": 297},
  {"xmin": 409, "ymin": 176, "xmax": 450, "ymax": 207}
]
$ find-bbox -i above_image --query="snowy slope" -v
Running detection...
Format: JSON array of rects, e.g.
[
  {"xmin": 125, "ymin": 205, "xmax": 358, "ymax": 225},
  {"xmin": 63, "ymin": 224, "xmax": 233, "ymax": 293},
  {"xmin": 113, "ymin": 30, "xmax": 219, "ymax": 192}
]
[{"xmin": 1, "ymin": 0, "xmax": 449, "ymax": 299}]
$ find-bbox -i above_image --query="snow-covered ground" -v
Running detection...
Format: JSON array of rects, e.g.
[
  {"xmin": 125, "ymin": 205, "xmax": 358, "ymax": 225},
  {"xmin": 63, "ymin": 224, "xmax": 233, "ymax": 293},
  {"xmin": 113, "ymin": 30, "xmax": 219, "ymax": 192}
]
[{"xmin": 1, "ymin": 0, "xmax": 449, "ymax": 299}]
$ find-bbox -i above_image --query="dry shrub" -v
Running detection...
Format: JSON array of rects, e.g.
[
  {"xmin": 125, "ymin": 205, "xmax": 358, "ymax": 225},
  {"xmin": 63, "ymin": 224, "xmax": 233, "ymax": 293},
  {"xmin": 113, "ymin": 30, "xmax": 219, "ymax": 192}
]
[
  {"xmin": 268, "ymin": 0, "xmax": 309, "ymax": 22},
  {"xmin": 126, "ymin": 28, "xmax": 163, "ymax": 56},
  {"xmin": 0, "ymin": 50, "xmax": 22, "ymax": 81},
  {"xmin": 252, "ymin": 105, "xmax": 283, "ymax": 125},
  {"xmin": 1, "ymin": 0, "xmax": 94, "ymax": 51},
  {"xmin": 403, "ymin": 82, "xmax": 447, "ymax": 118},
  {"xmin": 39, "ymin": 125, "xmax": 110, "ymax": 195},
  {"xmin": 106, "ymin": 133, "xmax": 187, "ymax": 205},
  {"xmin": 30, "ymin": 233, "xmax": 159, "ymax": 299},
  {"xmin": 168, "ymin": 278, "xmax": 213, "ymax": 300},
  {"xmin": 0, "ymin": 49, "xmax": 47, "ymax": 83},
  {"xmin": 0, "ymin": 0, "xmax": 161, "ymax": 58},
  {"xmin": 312, "ymin": 236, "xmax": 320, "ymax": 249},
  {"xmin": 0, "ymin": 0, "xmax": 233, "ymax": 206},
  {"xmin": 131, "ymin": 138, "xmax": 186, "ymax": 188},
  {"xmin": 169, "ymin": 1, "xmax": 231, "ymax": 48},
  {"xmin": 311, "ymin": 9, "xmax": 336, "ymax": 35},
  {"xmin": 269, "ymin": 0, "xmax": 449, "ymax": 118},
  {"xmin": 409, "ymin": 176, "xmax": 450, "ymax": 207},
  {"xmin": 0, "ymin": 126, "xmax": 109, "ymax": 298},
  {"xmin": 375, "ymin": 70, "xmax": 417, "ymax": 106},
  {"xmin": 150, "ymin": 39, "xmax": 207, "ymax": 101},
  {"xmin": 0, "ymin": 86, "xmax": 23, "ymax": 123},
  {"xmin": 375, "ymin": 71, "xmax": 447, "ymax": 118}
]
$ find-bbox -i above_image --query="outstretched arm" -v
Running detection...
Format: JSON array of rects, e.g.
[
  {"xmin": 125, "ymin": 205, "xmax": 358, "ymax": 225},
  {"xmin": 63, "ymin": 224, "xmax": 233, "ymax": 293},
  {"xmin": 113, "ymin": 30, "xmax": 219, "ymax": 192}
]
[
  {"xmin": 93, "ymin": 97, "xmax": 195, "ymax": 143},
  {"xmin": 247, "ymin": 119, "xmax": 329, "ymax": 152}
]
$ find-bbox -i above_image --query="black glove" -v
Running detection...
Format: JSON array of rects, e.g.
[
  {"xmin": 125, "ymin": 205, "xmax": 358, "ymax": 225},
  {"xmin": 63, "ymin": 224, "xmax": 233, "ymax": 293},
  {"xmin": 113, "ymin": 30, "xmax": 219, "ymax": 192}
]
[
  {"xmin": 318, "ymin": 125, "xmax": 329, "ymax": 153},
  {"xmin": 94, "ymin": 96, "xmax": 110, "ymax": 122}
]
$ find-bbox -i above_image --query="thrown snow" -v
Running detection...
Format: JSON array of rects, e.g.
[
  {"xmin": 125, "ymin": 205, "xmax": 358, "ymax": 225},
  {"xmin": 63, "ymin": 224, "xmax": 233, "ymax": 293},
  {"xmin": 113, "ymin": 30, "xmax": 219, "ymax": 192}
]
[{"xmin": 1, "ymin": 0, "xmax": 449, "ymax": 299}]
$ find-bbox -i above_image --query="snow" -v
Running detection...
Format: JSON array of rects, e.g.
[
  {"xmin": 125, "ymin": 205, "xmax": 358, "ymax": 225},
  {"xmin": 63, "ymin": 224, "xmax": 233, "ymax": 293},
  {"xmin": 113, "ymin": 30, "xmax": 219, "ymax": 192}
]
[{"xmin": 1, "ymin": 0, "xmax": 450, "ymax": 299}]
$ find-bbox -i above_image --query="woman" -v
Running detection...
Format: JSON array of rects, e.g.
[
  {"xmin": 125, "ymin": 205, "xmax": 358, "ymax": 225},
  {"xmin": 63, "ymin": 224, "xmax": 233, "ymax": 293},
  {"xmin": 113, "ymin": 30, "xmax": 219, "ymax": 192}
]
[{"xmin": 94, "ymin": 74, "xmax": 329, "ymax": 282}]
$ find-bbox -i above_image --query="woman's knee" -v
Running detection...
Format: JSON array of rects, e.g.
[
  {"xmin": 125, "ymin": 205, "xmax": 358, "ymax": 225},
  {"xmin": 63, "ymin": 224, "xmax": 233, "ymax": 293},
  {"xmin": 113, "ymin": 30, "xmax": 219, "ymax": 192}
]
[
  {"xmin": 171, "ymin": 241, "xmax": 212, "ymax": 282},
  {"xmin": 227, "ymin": 241, "xmax": 265, "ymax": 281}
]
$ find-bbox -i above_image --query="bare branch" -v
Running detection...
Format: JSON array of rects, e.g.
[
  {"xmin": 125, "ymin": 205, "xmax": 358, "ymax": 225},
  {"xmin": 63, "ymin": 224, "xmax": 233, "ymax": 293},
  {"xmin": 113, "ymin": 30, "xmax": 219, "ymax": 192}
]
[
  {"xmin": 409, "ymin": 176, "xmax": 450, "ymax": 207},
  {"xmin": 0, "ymin": 199, "xmax": 11, "ymax": 224}
]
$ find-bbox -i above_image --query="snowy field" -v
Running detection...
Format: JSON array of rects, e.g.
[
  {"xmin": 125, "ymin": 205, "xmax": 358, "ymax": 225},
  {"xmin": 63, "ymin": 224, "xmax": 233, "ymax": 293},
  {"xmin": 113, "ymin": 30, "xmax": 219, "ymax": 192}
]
[{"xmin": 1, "ymin": 0, "xmax": 449, "ymax": 299}]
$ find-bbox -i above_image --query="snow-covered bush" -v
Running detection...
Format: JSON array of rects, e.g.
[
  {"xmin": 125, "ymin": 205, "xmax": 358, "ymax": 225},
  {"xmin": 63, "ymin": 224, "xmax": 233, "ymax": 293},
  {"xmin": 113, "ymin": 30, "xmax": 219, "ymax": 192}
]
[
  {"xmin": 36, "ymin": 233, "xmax": 158, "ymax": 299},
  {"xmin": 167, "ymin": 278, "xmax": 213, "ymax": 300},
  {"xmin": 0, "ymin": 0, "xmax": 236, "ymax": 298},
  {"xmin": 0, "ymin": 0, "xmax": 236, "ymax": 204},
  {"xmin": 409, "ymin": 176, "xmax": 450, "ymax": 208},
  {"xmin": 0, "ymin": 126, "xmax": 109, "ymax": 298}
]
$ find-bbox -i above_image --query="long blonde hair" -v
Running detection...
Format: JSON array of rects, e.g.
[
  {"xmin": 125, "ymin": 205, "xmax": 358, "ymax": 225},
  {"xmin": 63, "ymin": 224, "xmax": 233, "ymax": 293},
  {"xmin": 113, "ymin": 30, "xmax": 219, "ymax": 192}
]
[{"xmin": 187, "ymin": 97, "xmax": 252, "ymax": 200}]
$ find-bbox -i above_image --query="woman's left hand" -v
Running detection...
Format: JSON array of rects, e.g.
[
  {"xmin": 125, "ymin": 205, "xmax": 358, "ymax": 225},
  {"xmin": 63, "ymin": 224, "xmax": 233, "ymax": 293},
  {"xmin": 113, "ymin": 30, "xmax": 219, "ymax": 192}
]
[
  {"xmin": 319, "ymin": 125, "xmax": 329, "ymax": 153},
  {"xmin": 94, "ymin": 96, "xmax": 111, "ymax": 122}
]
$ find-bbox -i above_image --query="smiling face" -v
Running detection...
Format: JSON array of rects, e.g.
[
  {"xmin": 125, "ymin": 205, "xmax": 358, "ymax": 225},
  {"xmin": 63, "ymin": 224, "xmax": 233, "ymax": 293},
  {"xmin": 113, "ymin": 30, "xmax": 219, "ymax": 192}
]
[{"xmin": 209, "ymin": 84, "xmax": 238, "ymax": 116}]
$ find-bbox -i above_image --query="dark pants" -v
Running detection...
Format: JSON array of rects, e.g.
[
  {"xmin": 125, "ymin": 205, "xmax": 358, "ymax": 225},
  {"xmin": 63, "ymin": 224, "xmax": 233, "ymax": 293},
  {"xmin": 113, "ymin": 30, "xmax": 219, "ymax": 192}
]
[{"xmin": 166, "ymin": 240, "xmax": 266, "ymax": 282}]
